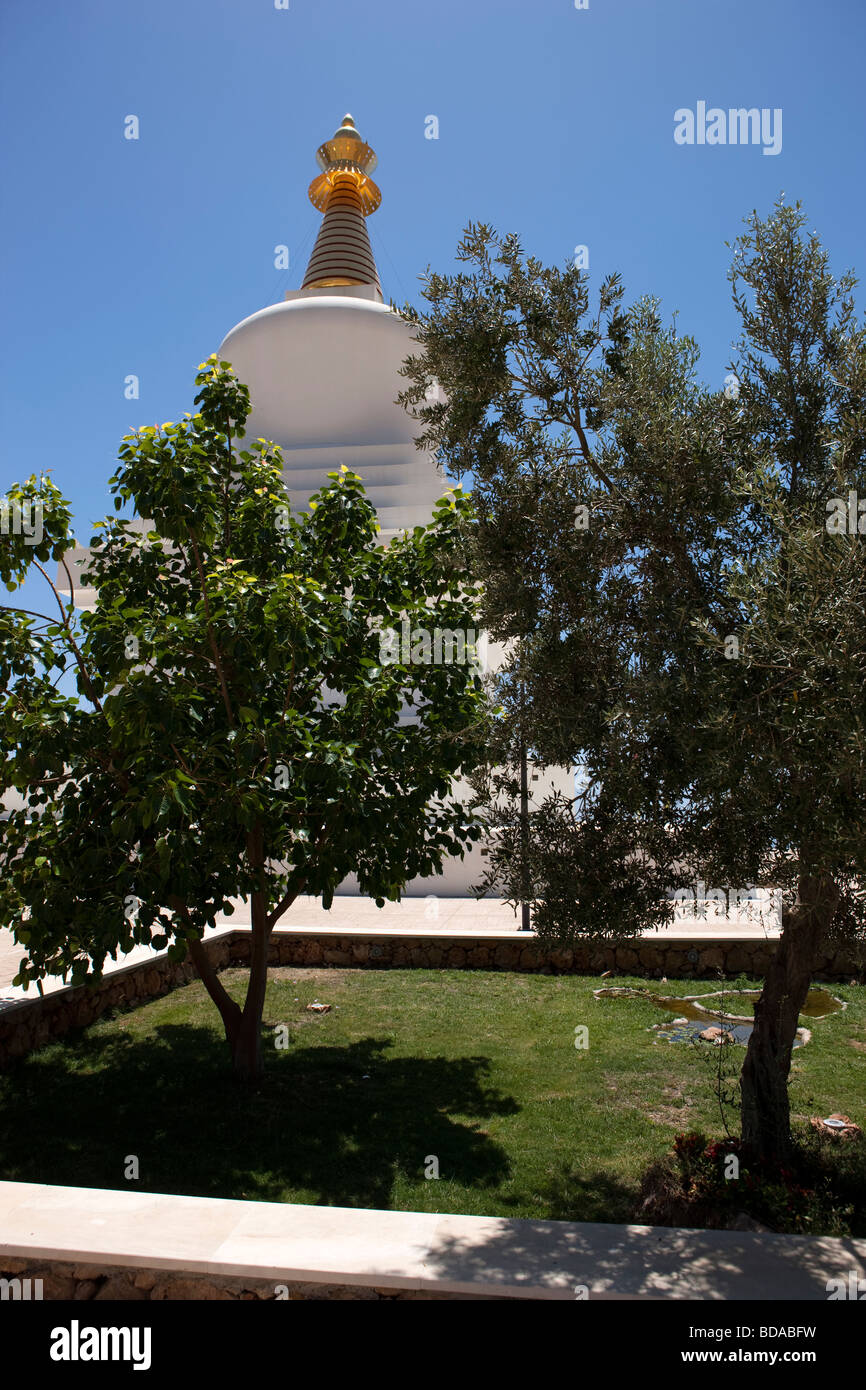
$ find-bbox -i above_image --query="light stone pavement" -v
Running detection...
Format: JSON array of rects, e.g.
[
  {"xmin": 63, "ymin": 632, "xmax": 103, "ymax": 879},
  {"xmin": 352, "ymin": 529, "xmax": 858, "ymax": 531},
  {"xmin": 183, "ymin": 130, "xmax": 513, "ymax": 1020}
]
[{"xmin": 0, "ymin": 894, "xmax": 780, "ymax": 1004}]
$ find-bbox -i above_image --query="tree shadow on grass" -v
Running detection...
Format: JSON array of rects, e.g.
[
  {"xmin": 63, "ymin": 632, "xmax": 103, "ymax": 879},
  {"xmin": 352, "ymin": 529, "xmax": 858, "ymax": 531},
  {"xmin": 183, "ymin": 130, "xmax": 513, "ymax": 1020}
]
[
  {"xmin": 538, "ymin": 1162, "xmax": 639, "ymax": 1226},
  {"xmin": 0, "ymin": 1024, "xmax": 518, "ymax": 1210}
]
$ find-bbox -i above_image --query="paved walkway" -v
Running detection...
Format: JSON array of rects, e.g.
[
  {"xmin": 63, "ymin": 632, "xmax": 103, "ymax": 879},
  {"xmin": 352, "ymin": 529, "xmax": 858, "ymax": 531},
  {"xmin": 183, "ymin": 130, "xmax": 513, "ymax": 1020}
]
[
  {"xmin": 0, "ymin": 894, "xmax": 780, "ymax": 1004},
  {"xmin": 240, "ymin": 894, "xmax": 782, "ymax": 940}
]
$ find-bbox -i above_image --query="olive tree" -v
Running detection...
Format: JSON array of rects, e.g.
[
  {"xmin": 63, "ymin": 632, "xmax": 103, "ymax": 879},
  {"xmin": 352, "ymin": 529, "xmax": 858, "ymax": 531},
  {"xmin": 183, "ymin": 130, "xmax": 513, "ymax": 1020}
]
[{"xmin": 398, "ymin": 200, "xmax": 866, "ymax": 1162}]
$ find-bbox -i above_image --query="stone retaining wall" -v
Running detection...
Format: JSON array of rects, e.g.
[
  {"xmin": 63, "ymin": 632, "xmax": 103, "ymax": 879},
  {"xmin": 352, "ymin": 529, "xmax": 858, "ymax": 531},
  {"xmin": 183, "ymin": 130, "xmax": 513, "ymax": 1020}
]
[
  {"xmin": 0, "ymin": 933, "xmax": 235, "ymax": 1067},
  {"xmin": 0, "ymin": 1257, "xmax": 484, "ymax": 1300},
  {"xmin": 1, "ymin": 927, "xmax": 862, "ymax": 1068},
  {"xmin": 256, "ymin": 931, "xmax": 863, "ymax": 981}
]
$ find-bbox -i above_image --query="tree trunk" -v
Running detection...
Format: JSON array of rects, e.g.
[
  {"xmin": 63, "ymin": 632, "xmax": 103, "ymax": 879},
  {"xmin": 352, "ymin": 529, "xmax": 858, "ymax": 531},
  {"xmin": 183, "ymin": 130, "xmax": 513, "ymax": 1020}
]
[
  {"xmin": 739, "ymin": 872, "xmax": 839, "ymax": 1163},
  {"xmin": 171, "ymin": 899, "xmax": 243, "ymax": 1054},
  {"xmin": 187, "ymin": 934, "xmax": 242, "ymax": 1050},
  {"xmin": 174, "ymin": 826, "xmax": 272, "ymax": 1081},
  {"xmin": 231, "ymin": 886, "xmax": 270, "ymax": 1081}
]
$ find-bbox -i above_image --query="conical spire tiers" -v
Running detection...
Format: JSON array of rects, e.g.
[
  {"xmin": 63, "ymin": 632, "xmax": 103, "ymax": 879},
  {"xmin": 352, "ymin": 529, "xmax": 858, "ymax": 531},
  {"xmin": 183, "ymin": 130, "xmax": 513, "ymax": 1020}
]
[
  {"xmin": 307, "ymin": 113, "xmax": 381, "ymax": 214},
  {"xmin": 302, "ymin": 114, "xmax": 383, "ymax": 297}
]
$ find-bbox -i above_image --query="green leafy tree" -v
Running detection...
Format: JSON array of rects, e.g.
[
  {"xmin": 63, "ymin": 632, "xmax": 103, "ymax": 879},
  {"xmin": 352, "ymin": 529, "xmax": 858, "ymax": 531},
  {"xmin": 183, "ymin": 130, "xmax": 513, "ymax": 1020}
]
[
  {"xmin": 0, "ymin": 357, "xmax": 488, "ymax": 1080},
  {"xmin": 398, "ymin": 200, "xmax": 866, "ymax": 1163}
]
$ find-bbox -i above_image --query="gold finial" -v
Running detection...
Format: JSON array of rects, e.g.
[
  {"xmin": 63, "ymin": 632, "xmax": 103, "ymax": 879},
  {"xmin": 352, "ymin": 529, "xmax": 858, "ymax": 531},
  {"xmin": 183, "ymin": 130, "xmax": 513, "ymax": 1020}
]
[
  {"xmin": 336, "ymin": 114, "xmax": 359, "ymax": 138},
  {"xmin": 308, "ymin": 112, "xmax": 381, "ymax": 216}
]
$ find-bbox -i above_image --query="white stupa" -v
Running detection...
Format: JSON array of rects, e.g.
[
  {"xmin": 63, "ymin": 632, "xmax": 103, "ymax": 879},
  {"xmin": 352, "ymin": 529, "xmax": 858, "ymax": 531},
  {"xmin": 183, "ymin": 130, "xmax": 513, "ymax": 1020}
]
[
  {"xmin": 218, "ymin": 115, "xmax": 501, "ymax": 895},
  {"xmin": 52, "ymin": 114, "xmax": 571, "ymax": 898},
  {"xmin": 218, "ymin": 113, "xmax": 447, "ymax": 542},
  {"xmin": 56, "ymin": 115, "xmax": 449, "ymax": 606}
]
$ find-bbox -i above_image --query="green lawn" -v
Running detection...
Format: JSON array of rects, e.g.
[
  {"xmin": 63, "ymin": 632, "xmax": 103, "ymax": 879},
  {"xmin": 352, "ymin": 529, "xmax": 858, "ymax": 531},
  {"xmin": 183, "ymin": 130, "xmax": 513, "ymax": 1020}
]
[{"xmin": 1, "ymin": 968, "xmax": 864, "ymax": 1226}]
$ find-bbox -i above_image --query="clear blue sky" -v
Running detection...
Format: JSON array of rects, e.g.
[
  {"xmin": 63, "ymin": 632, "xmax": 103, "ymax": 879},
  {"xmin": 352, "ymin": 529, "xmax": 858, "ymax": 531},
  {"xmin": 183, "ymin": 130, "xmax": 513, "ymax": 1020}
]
[{"xmin": 1, "ymin": 0, "xmax": 864, "ymax": 620}]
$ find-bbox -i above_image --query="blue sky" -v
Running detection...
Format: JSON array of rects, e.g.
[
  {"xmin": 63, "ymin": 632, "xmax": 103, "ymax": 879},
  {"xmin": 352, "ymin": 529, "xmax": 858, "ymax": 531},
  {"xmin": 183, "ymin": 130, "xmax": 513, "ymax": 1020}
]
[{"xmin": 1, "ymin": 0, "xmax": 864, "ymax": 620}]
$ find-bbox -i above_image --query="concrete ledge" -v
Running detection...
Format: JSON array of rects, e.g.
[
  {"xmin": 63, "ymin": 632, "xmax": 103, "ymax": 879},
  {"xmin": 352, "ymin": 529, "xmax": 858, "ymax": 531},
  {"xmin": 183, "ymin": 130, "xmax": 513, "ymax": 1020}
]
[{"xmin": 1, "ymin": 1181, "xmax": 864, "ymax": 1300}]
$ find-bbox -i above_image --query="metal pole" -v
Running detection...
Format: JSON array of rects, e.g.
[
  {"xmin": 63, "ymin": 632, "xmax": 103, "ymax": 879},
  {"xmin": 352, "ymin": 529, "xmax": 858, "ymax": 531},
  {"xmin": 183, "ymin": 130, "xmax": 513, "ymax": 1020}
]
[{"xmin": 519, "ymin": 721, "xmax": 531, "ymax": 932}]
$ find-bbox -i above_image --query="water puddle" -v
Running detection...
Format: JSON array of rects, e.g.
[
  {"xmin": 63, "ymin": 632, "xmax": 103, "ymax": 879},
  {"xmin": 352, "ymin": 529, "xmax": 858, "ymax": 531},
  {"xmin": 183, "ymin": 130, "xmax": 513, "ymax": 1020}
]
[{"xmin": 593, "ymin": 985, "xmax": 843, "ymax": 1048}]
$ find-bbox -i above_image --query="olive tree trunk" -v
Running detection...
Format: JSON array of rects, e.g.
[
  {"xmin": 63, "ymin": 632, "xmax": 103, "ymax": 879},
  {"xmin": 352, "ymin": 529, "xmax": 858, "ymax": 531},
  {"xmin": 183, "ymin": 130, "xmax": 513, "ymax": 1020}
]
[{"xmin": 739, "ymin": 873, "xmax": 839, "ymax": 1163}]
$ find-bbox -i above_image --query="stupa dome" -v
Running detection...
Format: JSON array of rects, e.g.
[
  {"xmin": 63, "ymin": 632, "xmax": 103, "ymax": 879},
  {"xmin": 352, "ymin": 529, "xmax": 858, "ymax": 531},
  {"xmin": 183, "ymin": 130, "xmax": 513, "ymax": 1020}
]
[{"xmin": 219, "ymin": 294, "xmax": 427, "ymax": 448}]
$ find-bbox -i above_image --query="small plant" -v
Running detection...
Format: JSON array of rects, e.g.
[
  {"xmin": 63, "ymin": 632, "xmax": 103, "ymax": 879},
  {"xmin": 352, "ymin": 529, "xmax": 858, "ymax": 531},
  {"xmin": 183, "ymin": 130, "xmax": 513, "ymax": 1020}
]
[
  {"xmin": 665, "ymin": 1130, "xmax": 857, "ymax": 1235},
  {"xmin": 687, "ymin": 972, "xmax": 744, "ymax": 1137}
]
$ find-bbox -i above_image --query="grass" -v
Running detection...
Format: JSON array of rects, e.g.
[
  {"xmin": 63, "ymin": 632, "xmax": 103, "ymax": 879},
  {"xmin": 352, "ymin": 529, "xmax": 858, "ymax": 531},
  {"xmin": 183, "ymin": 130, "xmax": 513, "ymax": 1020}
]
[{"xmin": 1, "ymin": 968, "xmax": 864, "ymax": 1227}]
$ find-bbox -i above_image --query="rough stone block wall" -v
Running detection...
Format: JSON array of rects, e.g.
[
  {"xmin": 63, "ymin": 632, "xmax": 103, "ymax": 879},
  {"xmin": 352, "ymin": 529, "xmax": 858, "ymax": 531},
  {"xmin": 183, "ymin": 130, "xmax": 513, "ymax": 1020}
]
[
  {"xmin": 0, "ymin": 935, "xmax": 233, "ymax": 1068},
  {"xmin": 266, "ymin": 932, "xmax": 863, "ymax": 982},
  {"xmin": 0, "ymin": 1257, "xmax": 497, "ymax": 1301}
]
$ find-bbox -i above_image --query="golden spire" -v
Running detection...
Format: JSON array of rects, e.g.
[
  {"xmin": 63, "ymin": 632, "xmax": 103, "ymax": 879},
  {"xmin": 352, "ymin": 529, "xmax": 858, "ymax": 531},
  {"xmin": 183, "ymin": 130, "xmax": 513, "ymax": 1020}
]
[
  {"xmin": 308, "ymin": 113, "xmax": 381, "ymax": 215},
  {"xmin": 302, "ymin": 114, "xmax": 383, "ymax": 296}
]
